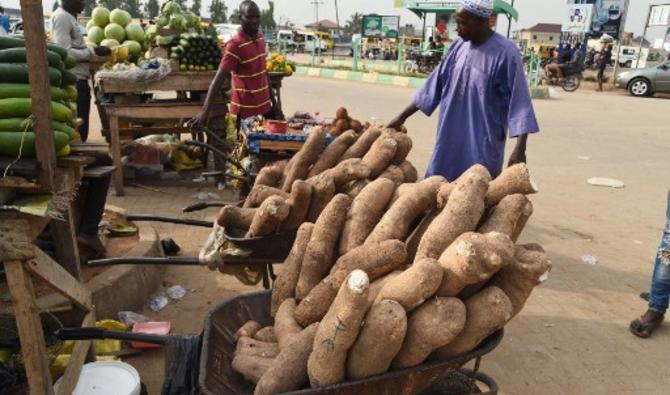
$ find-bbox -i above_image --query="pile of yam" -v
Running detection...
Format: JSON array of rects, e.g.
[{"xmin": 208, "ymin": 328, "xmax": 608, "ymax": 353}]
[{"xmin": 230, "ymin": 151, "xmax": 552, "ymax": 393}]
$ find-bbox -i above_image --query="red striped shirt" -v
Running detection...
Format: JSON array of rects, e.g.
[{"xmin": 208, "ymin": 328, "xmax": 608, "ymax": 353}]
[{"xmin": 220, "ymin": 30, "xmax": 271, "ymax": 118}]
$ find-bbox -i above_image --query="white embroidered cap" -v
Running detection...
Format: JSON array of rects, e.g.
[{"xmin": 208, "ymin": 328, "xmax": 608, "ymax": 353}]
[{"xmin": 460, "ymin": 0, "xmax": 494, "ymax": 19}]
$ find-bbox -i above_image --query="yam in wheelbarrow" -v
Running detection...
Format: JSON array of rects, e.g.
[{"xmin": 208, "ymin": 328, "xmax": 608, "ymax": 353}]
[{"xmin": 199, "ymin": 290, "xmax": 503, "ymax": 395}]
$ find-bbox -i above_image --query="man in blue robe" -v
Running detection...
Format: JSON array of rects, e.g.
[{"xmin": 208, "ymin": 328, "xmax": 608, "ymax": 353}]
[{"xmin": 387, "ymin": 0, "xmax": 539, "ymax": 181}]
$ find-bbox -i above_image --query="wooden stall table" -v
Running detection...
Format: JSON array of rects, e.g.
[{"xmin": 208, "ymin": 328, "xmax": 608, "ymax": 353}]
[{"xmin": 97, "ymin": 71, "xmax": 229, "ymax": 196}]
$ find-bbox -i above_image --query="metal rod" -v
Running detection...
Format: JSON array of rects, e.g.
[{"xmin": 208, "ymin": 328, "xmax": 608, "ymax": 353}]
[
  {"xmin": 56, "ymin": 327, "xmax": 170, "ymax": 344},
  {"xmin": 88, "ymin": 256, "xmax": 202, "ymax": 267},
  {"xmin": 183, "ymin": 140, "xmax": 248, "ymax": 176},
  {"xmin": 125, "ymin": 215, "xmax": 213, "ymax": 227},
  {"xmin": 507, "ymin": 0, "xmax": 515, "ymax": 38}
]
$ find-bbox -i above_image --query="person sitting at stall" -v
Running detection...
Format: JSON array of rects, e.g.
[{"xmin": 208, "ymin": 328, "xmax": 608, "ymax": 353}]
[
  {"xmin": 52, "ymin": 0, "xmax": 113, "ymax": 257},
  {"xmin": 189, "ymin": 0, "xmax": 272, "ymax": 132}
]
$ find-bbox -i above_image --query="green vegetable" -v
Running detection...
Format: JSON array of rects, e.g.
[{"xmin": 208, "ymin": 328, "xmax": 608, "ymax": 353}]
[
  {"xmin": 0, "ymin": 84, "xmax": 64, "ymax": 101},
  {"xmin": 162, "ymin": 1, "xmax": 182, "ymax": 16},
  {"xmin": 0, "ymin": 131, "xmax": 69, "ymax": 156},
  {"xmin": 0, "ymin": 63, "xmax": 62, "ymax": 86},
  {"xmin": 104, "ymin": 23, "xmax": 126, "ymax": 42},
  {"xmin": 156, "ymin": 15, "xmax": 169, "ymax": 29},
  {"xmin": 169, "ymin": 14, "xmax": 187, "ymax": 30},
  {"xmin": 156, "ymin": 35, "xmax": 174, "ymax": 46},
  {"xmin": 63, "ymin": 85, "xmax": 77, "ymax": 101},
  {"xmin": 125, "ymin": 22, "xmax": 145, "ymax": 43},
  {"xmin": 87, "ymin": 26, "xmax": 105, "ymax": 45},
  {"xmin": 64, "ymin": 55, "xmax": 76, "ymax": 69},
  {"xmin": 46, "ymin": 44, "xmax": 68, "ymax": 61},
  {"xmin": 61, "ymin": 69, "xmax": 77, "ymax": 86},
  {"xmin": 0, "ymin": 36, "xmax": 26, "ymax": 49},
  {"xmin": 92, "ymin": 6, "xmax": 111, "ymax": 27},
  {"xmin": 0, "ymin": 48, "xmax": 64, "ymax": 70},
  {"xmin": 122, "ymin": 40, "xmax": 142, "ymax": 56},
  {"xmin": 0, "ymin": 98, "xmax": 73, "ymax": 123},
  {"xmin": 86, "ymin": 19, "xmax": 97, "ymax": 31},
  {"xmin": 100, "ymin": 38, "xmax": 120, "ymax": 48},
  {"xmin": 109, "ymin": 9, "xmax": 132, "ymax": 28},
  {"xmin": 0, "ymin": 118, "xmax": 77, "ymax": 140}
]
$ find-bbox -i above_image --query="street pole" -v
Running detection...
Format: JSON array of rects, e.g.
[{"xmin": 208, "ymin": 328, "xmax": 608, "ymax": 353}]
[
  {"xmin": 637, "ymin": 5, "xmax": 652, "ymax": 68},
  {"xmin": 507, "ymin": 0, "xmax": 515, "ymax": 38}
]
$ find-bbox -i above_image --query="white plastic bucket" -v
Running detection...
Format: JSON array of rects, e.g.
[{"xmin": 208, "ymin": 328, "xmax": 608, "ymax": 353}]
[{"xmin": 54, "ymin": 361, "xmax": 141, "ymax": 395}]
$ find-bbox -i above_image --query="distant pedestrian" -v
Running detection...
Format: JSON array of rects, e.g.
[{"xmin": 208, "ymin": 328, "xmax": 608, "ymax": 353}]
[
  {"xmin": 596, "ymin": 45, "xmax": 612, "ymax": 92},
  {"xmin": 0, "ymin": 6, "xmax": 10, "ymax": 36},
  {"xmin": 630, "ymin": 189, "xmax": 670, "ymax": 338}
]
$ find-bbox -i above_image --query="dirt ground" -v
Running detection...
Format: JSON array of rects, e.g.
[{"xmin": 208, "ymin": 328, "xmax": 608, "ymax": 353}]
[{"xmin": 88, "ymin": 77, "xmax": 670, "ymax": 394}]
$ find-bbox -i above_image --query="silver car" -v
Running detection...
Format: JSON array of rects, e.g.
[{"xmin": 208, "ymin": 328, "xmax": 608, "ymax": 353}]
[{"xmin": 616, "ymin": 61, "xmax": 670, "ymax": 97}]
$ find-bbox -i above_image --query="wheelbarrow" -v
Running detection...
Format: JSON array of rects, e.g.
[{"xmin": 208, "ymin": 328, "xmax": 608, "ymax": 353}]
[{"xmin": 57, "ymin": 290, "xmax": 503, "ymax": 395}]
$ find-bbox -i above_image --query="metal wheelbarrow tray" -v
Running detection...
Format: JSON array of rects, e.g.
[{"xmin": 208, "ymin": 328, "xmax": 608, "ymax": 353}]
[{"xmin": 199, "ymin": 290, "xmax": 503, "ymax": 395}]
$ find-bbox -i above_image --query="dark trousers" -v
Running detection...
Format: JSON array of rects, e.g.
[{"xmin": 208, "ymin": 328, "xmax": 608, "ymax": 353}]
[
  {"xmin": 77, "ymin": 153, "xmax": 113, "ymax": 236},
  {"xmin": 76, "ymin": 79, "xmax": 91, "ymax": 142}
]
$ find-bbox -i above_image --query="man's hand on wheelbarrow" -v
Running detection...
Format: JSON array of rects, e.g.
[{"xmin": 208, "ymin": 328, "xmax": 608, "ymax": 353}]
[{"xmin": 188, "ymin": 111, "xmax": 209, "ymax": 131}]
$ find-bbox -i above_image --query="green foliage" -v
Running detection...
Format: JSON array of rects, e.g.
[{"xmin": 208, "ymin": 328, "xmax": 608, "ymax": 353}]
[
  {"xmin": 229, "ymin": 9, "xmax": 241, "ymax": 24},
  {"xmin": 344, "ymin": 12, "xmax": 363, "ymax": 37},
  {"xmin": 145, "ymin": 0, "xmax": 160, "ymax": 18},
  {"xmin": 209, "ymin": 0, "xmax": 228, "ymax": 24},
  {"xmin": 260, "ymin": 1, "xmax": 276, "ymax": 30},
  {"xmin": 83, "ymin": 0, "xmax": 96, "ymax": 16},
  {"xmin": 191, "ymin": 0, "xmax": 202, "ymax": 15}
]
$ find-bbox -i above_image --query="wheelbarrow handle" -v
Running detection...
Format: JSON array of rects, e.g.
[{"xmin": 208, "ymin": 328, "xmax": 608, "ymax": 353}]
[
  {"xmin": 56, "ymin": 327, "xmax": 169, "ymax": 344},
  {"xmin": 182, "ymin": 199, "xmax": 244, "ymax": 213},
  {"xmin": 125, "ymin": 215, "xmax": 213, "ymax": 228},
  {"xmin": 88, "ymin": 256, "xmax": 202, "ymax": 267}
]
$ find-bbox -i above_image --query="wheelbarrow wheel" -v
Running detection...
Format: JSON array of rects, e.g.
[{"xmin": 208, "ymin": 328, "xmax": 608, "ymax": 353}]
[{"xmin": 417, "ymin": 368, "xmax": 498, "ymax": 395}]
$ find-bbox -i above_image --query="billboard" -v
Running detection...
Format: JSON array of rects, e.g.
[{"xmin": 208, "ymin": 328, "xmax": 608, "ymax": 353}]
[
  {"xmin": 362, "ymin": 15, "xmax": 400, "ymax": 39},
  {"xmin": 591, "ymin": 0, "xmax": 629, "ymax": 38},
  {"xmin": 564, "ymin": 4, "xmax": 595, "ymax": 33},
  {"xmin": 648, "ymin": 5, "xmax": 670, "ymax": 27}
]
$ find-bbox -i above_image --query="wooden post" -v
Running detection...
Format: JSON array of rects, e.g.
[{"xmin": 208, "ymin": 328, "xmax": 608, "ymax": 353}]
[
  {"xmin": 4, "ymin": 260, "xmax": 55, "ymax": 395},
  {"xmin": 20, "ymin": 0, "xmax": 56, "ymax": 191}
]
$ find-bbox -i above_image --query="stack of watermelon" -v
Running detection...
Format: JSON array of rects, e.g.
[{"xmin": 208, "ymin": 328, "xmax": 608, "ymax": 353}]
[{"xmin": 0, "ymin": 36, "xmax": 80, "ymax": 158}]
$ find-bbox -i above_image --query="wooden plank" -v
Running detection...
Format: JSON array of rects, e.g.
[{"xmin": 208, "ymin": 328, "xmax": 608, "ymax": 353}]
[
  {"xmin": 83, "ymin": 166, "xmax": 116, "ymax": 178},
  {"xmin": 105, "ymin": 104, "xmax": 206, "ymax": 120},
  {"xmin": 55, "ymin": 311, "xmax": 96, "ymax": 395},
  {"xmin": 4, "ymin": 260, "xmax": 55, "ymax": 395},
  {"xmin": 109, "ymin": 115, "xmax": 124, "ymax": 196},
  {"xmin": 51, "ymin": 207, "xmax": 82, "ymax": 279},
  {"xmin": 259, "ymin": 140, "xmax": 305, "ymax": 151},
  {"xmin": 20, "ymin": 0, "xmax": 55, "ymax": 191},
  {"xmin": 98, "ymin": 71, "xmax": 216, "ymax": 93},
  {"xmin": 24, "ymin": 248, "xmax": 93, "ymax": 311}
]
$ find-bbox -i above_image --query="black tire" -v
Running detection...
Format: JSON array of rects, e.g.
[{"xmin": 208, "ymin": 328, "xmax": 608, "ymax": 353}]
[
  {"xmin": 628, "ymin": 78, "xmax": 651, "ymax": 97},
  {"xmin": 562, "ymin": 75, "xmax": 580, "ymax": 92}
]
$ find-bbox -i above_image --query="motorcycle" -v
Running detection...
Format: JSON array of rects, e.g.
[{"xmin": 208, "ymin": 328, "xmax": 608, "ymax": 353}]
[
  {"xmin": 404, "ymin": 49, "xmax": 441, "ymax": 74},
  {"xmin": 542, "ymin": 66, "xmax": 583, "ymax": 92}
]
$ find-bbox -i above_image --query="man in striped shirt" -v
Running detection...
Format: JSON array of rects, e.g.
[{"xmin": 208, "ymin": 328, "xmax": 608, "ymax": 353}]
[{"xmin": 189, "ymin": 0, "xmax": 271, "ymax": 130}]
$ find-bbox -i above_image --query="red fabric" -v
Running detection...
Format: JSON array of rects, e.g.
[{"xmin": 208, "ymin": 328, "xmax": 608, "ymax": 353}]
[{"xmin": 220, "ymin": 30, "xmax": 271, "ymax": 118}]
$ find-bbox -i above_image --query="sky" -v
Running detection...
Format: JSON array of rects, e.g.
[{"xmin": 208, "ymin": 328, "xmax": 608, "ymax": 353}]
[{"xmin": 6, "ymin": 0, "xmax": 668, "ymax": 40}]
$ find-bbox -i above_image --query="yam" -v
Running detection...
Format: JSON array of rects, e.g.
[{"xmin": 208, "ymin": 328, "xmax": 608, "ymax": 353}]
[
  {"xmin": 368, "ymin": 271, "xmax": 402, "ymax": 306},
  {"xmin": 308, "ymin": 130, "xmax": 358, "ymax": 178},
  {"xmin": 366, "ymin": 176, "xmax": 445, "ymax": 244},
  {"xmin": 392, "ymin": 297, "xmax": 466, "ymax": 368},
  {"xmin": 271, "ymin": 223, "xmax": 314, "ymax": 316},
  {"xmin": 327, "ymin": 158, "xmax": 371, "ymax": 190},
  {"xmin": 345, "ymin": 179, "xmax": 369, "ymax": 199},
  {"xmin": 254, "ymin": 161, "xmax": 288, "ymax": 188},
  {"xmin": 282, "ymin": 127, "xmax": 327, "ymax": 192},
  {"xmin": 280, "ymin": 180, "xmax": 313, "ymax": 231},
  {"xmin": 361, "ymin": 136, "xmax": 397, "ymax": 178},
  {"xmin": 245, "ymin": 196, "xmax": 290, "ymax": 238},
  {"xmin": 378, "ymin": 165, "xmax": 405, "ymax": 185},
  {"xmin": 305, "ymin": 173, "xmax": 336, "ymax": 222},
  {"xmin": 232, "ymin": 354, "xmax": 274, "ymax": 384},
  {"xmin": 383, "ymin": 129, "xmax": 413, "ymax": 165},
  {"xmin": 347, "ymin": 300, "xmax": 408, "ymax": 380},
  {"xmin": 274, "ymin": 299, "xmax": 304, "ymax": 350},
  {"xmin": 350, "ymin": 119, "xmax": 363, "ymax": 133},
  {"xmin": 485, "ymin": 163, "xmax": 538, "ymax": 207},
  {"xmin": 478, "ymin": 194, "xmax": 533, "ymax": 242},
  {"xmin": 488, "ymin": 244, "xmax": 551, "ymax": 317},
  {"xmin": 295, "ymin": 240, "xmax": 406, "ymax": 326},
  {"xmin": 436, "ymin": 232, "xmax": 514, "ymax": 297},
  {"xmin": 432, "ymin": 287, "xmax": 513, "ymax": 359},
  {"xmin": 254, "ymin": 327, "xmax": 277, "ymax": 343},
  {"xmin": 399, "ymin": 160, "xmax": 418, "ymax": 183},
  {"xmin": 335, "ymin": 107, "xmax": 348, "ymax": 119},
  {"xmin": 339, "ymin": 178, "xmax": 396, "ymax": 255},
  {"xmin": 244, "ymin": 185, "xmax": 288, "ymax": 208},
  {"xmin": 375, "ymin": 258, "xmax": 444, "ymax": 311},
  {"xmin": 415, "ymin": 165, "xmax": 490, "ymax": 261},
  {"xmin": 235, "ymin": 320, "xmax": 263, "ymax": 342},
  {"xmin": 295, "ymin": 194, "xmax": 351, "ymax": 300},
  {"xmin": 254, "ymin": 323, "xmax": 319, "ymax": 395},
  {"xmin": 217, "ymin": 205, "xmax": 257, "ymax": 230},
  {"xmin": 404, "ymin": 208, "xmax": 439, "ymax": 265},
  {"xmin": 235, "ymin": 337, "xmax": 280, "ymax": 358},
  {"xmin": 436, "ymin": 183, "xmax": 453, "ymax": 209},
  {"xmin": 340, "ymin": 125, "xmax": 382, "ymax": 160},
  {"xmin": 308, "ymin": 270, "xmax": 370, "ymax": 387}
]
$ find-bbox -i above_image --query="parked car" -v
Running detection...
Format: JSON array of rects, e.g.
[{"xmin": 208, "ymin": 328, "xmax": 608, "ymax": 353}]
[{"xmin": 615, "ymin": 61, "xmax": 670, "ymax": 97}]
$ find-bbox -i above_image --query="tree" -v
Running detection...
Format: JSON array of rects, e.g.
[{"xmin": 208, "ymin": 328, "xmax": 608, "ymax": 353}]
[
  {"xmin": 122, "ymin": 0, "xmax": 143, "ymax": 17},
  {"xmin": 172, "ymin": 0, "xmax": 188, "ymax": 9},
  {"xmin": 229, "ymin": 9, "xmax": 241, "ymax": 24},
  {"xmin": 191, "ymin": 0, "xmax": 202, "ymax": 14},
  {"xmin": 209, "ymin": 0, "xmax": 228, "ymax": 24},
  {"xmin": 144, "ymin": 0, "xmax": 160, "ymax": 18},
  {"xmin": 98, "ymin": 0, "xmax": 124, "ymax": 12},
  {"xmin": 83, "ymin": 0, "xmax": 96, "ymax": 16},
  {"xmin": 260, "ymin": 1, "xmax": 276, "ymax": 31},
  {"xmin": 344, "ymin": 12, "xmax": 362, "ymax": 37}
]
